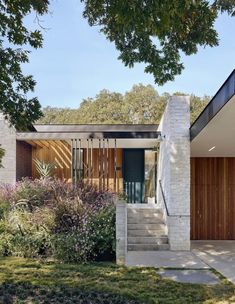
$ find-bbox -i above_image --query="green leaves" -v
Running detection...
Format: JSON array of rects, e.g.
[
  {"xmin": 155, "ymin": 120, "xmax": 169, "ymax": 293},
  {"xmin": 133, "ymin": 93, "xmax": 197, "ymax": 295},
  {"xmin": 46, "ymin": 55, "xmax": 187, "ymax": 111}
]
[
  {"xmin": 33, "ymin": 159, "xmax": 56, "ymax": 178},
  {"xmin": 38, "ymin": 85, "xmax": 209, "ymax": 125},
  {"xmin": 0, "ymin": 0, "xmax": 49, "ymax": 130},
  {"xmin": 81, "ymin": 0, "xmax": 234, "ymax": 84},
  {"xmin": 0, "ymin": 146, "xmax": 5, "ymax": 168}
]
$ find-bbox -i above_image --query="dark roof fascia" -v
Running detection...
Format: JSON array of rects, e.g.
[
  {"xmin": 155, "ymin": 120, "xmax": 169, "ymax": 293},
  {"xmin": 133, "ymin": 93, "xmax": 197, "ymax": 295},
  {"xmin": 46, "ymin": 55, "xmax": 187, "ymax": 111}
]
[
  {"xmin": 16, "ymin": 131, "xmax": 160, "ymax": 139},
  {"xmin": 190, "ymin": 69, "xmax": 235, "ymax": 141},
  {"xmin": 32, "ymin": 124, "xmax": 159, "ymax": 133}
]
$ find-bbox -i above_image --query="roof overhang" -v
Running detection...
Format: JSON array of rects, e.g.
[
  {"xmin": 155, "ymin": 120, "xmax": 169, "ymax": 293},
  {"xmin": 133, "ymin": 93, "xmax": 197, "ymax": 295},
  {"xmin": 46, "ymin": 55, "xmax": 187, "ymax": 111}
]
[
  {"xmin": 16, "ymin": 124, "xmax": 160, "ymax": 140},
  {"xmin": 16, "ymin": 124, "xmax": 161, "ymax": 148},
  {"xmin": 191, "ymin": 70, "xmax": 235, "ymax": 157}
]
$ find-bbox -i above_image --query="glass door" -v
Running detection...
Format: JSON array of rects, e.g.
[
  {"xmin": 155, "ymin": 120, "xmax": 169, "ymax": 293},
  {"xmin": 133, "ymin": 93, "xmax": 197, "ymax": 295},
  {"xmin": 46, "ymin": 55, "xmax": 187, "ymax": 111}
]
[
  {"xmin": 123, "ymin": 149, "xmax": 157, "ymax": 203},
  {"xmin": 123, "ymin": 149, "xmax": 144, "ymax": 204},
  {"xmin": 144, "ymin": 150, "xmax": 157, "ymax": 204}
]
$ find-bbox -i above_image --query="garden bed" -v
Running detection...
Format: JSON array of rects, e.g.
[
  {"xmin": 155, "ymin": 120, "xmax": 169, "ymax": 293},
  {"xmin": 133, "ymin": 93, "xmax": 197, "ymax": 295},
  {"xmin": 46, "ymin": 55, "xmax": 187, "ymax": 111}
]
[{"xmin": 0, "ymin": 178, "xmax": 116, "ymax": 263}]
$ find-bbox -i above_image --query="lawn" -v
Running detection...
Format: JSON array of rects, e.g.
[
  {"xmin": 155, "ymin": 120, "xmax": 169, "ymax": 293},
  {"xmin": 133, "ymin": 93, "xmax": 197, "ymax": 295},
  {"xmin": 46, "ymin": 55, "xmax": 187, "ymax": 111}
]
[{"xmin": 0, "ymin": 257, "xmax": 234, "ymax": 304}]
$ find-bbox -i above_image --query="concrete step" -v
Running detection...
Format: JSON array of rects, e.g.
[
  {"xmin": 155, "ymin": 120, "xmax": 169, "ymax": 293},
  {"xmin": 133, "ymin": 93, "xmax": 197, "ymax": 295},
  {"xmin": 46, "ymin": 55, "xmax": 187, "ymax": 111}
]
[
  {"xmin": 128, "ymin": 211, "xmax": 163, "ymax": 217},
  {"xmin": 127, "ymin": 223, "xmax": 166, "ymax": 231},
  {"xmin": 127, "ymin": 244, "xmax": 170, "ymax": 251},
  {"xmin": 128, "ymin": 236, "xmax": 168, "ymax": 245},
  {"xmin": 127, "ymin": 208, "xmax": 163, "ymax": 216},
  {"xmin": 127, "ymin": 229, "xmax": 167, "ymax": 237},
  {"xmin": 127, "ymin": 216, "xmax": 164, "ymax": 224}
]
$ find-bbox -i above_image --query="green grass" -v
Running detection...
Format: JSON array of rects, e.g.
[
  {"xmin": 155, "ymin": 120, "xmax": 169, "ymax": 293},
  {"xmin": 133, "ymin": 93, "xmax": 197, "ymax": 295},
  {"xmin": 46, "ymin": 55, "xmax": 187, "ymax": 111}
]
[{"xmin": 0, "ymin": 257, "xmax": 234, "ymax": 303}]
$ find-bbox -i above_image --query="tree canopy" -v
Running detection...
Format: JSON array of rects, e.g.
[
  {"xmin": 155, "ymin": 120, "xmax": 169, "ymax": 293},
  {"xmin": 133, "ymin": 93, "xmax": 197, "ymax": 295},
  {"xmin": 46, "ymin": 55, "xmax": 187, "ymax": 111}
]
[
  {"xmin": 0, "ymin": 0, "xmax": 49, "ymax": 130},
  {"xmin": 81, "ymin": 0, "xmax": 235, "ymax": 84},
  {"xmin": 0, "ymin": 0, "xmax": 233, "ymax": 130},
  {"xmin": 37, "ymin": 84, "xmax": 210, "ymax": 125}
]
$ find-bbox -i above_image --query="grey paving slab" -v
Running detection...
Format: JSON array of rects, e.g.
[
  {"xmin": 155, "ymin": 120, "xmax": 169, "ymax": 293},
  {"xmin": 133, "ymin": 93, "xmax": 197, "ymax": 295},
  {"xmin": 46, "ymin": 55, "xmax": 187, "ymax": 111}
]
[
  {"xmin": 158, "ymin": 269, "xmax": 220, "ymax": 285},
  {"xmin": 126, "ymin": 251, "xmax": 209, "ymax": 269},
  {"xmin": 192, "ymin": 241, "xmax": 235, "ymax": 284}
]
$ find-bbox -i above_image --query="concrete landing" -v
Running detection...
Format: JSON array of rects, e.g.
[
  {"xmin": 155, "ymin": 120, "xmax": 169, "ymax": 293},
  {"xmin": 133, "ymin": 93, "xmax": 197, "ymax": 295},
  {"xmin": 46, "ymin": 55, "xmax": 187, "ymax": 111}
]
[
  {"xmin": 126, "ymin": 251, "xmax": 209, "ymax": 269},
  {"xmin": 158, "ymin": 269, "xmax": 220, "ymax": 285},
  {"xmin": 192, "ymin": 241, "xmax": 235, "ymax": 284}
]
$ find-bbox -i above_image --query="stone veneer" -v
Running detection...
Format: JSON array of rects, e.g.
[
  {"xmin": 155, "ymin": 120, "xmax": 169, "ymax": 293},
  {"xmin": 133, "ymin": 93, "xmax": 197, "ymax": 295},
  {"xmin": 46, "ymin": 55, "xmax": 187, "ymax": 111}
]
[
  {"xmin": 157, "ymin": 96, "xmax": 190, "ymax": 250},
  {"xmin": 0, "ymin": 114, "xmax": 16, "ymax": 184}
]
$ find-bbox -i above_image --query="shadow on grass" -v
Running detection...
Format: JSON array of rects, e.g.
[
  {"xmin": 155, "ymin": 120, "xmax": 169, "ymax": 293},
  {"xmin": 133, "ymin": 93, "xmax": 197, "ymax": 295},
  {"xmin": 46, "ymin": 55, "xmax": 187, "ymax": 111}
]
[
  {"xmin": 0, "ymin": 281, "xmax": 139, "ymax": 304},
  {"xmin": 0, "ymin": 257, "xmax": 234, "ymax": 304}
]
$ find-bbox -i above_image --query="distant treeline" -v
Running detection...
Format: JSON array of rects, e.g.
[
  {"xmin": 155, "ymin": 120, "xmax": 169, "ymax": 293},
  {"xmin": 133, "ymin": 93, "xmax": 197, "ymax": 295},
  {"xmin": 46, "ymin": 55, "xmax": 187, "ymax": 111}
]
[{"xmin": 38, "ymin": 84, "xmax": 210, "ymax": 125}]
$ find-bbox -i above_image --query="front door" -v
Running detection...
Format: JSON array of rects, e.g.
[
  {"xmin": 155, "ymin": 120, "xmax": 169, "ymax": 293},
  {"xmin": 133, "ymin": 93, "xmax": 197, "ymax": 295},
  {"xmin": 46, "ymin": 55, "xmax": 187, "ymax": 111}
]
[{"xmin": 123, "ymin": 149, "xmax": 145, "ymax": 203}]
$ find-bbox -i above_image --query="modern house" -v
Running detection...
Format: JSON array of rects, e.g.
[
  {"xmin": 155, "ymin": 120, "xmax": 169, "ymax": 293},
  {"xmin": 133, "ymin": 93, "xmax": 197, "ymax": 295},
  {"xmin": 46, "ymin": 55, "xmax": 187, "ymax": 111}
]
[{"xmin": 0, "ymin": 69, "xmax": 234, "ymax": 265}]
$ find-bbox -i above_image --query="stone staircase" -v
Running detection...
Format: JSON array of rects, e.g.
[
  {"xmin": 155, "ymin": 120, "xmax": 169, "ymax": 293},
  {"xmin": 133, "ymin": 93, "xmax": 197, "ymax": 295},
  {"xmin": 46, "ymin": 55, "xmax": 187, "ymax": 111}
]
[{"xmin": 127, "ymin": 207, "xmax": 169, "ymax": 251}]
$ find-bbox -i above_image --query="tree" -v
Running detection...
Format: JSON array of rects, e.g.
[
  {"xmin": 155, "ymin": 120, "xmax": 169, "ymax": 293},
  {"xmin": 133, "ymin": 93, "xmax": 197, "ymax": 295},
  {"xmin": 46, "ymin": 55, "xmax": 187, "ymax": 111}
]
[
  {"xmin": 0, "ymin": 0, "xmax": 49, "ymax": 130},
  {"xmin": 122, "ymin": 84, "xmax": 165, "ymax": 123},
  {"xmin": 81, "ymin": 0, "xmax": 235, "ymax": 85},
  {"xmin": 190, "ymin": 94, "xmax": 210, "ymax": 124},
  {"xmin": 37, "ymin": 85, "xmax": 210, "ymax": 125}
]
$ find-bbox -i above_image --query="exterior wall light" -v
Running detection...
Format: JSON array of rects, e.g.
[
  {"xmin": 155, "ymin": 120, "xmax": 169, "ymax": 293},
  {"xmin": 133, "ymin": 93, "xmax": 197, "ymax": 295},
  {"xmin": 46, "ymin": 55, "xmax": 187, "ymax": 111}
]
[{"xmin": 208, "ymin": 146, "xmax": 215, "ymax": 152}]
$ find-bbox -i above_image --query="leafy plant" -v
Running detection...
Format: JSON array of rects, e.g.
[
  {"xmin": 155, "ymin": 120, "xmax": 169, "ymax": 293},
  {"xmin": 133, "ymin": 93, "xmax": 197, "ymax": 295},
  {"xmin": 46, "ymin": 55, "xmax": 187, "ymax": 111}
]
[
  {"xmin": 0, "ymin": 178, "xmax": 116, "ymax": 262},
  {"xmin": 82, "ymin": 1, "xmax": 235, "ymax": 84},
  {"xmin": 0, "ymin": 146, "xmax": 5, "ymax": 168},
  {"xmin": 34, "ymin": 159, "xmax": 56, "ymax": 178},
  {"xmin": 0, "ymin": 1, "xmax": 49, "ymax": 130},
  {"xmin": 38, "ymin": 86, "xmax": 209, "ymax": 125}
]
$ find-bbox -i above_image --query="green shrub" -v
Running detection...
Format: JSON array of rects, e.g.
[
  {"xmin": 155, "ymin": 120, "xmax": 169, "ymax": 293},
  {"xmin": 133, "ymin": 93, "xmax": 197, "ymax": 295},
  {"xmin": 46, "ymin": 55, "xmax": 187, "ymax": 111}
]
[
  {"xmin": 51, "ymin": 197, "xmax": 115, "ymax": 262},
  {"xmin": 0, "ymin": 201, "xmax": 10, "ymax": 220},
  {"xmin": 89, "ymin": 205, "xmax": 116, "ymax": 260},
  {"xmin": 0, "ymin": 178, "xmax": 116, "ymax": 262},
  {"xmin": 4, "ymin": 207, "xmax": 53, "ymax": 258}
]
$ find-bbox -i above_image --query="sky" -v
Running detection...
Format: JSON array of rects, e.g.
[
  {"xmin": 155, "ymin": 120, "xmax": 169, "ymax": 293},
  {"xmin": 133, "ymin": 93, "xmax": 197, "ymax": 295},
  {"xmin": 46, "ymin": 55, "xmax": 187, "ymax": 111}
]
[{"xmin": 23, "ymin": 0, "xmax": 235, "ymax": 108}]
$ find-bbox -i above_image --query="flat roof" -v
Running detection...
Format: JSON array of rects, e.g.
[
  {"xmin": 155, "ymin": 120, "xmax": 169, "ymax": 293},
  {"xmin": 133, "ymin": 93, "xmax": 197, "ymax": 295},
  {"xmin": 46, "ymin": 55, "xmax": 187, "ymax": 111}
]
[
  {"xmin": 17, "ymin": 124, "xmax": 160, "ymax": 140},
  {"xmin": 190, "ymin": 69, "xmax": 235, "ymax": 141},
  {"xmin": 33, "ymin": 124, "xmax": 159, "ymax": 133}
]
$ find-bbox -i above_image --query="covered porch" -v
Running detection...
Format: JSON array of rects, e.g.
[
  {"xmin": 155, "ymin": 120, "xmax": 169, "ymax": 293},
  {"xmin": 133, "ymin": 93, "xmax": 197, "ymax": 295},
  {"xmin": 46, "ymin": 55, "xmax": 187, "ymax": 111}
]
[
  {"xmin": 190, "ymin": 69, "xmax": 235, "ymax": 240},
  {"xmin": 16, "ymin": 124, "xmax": 161, "ymax": 204}
]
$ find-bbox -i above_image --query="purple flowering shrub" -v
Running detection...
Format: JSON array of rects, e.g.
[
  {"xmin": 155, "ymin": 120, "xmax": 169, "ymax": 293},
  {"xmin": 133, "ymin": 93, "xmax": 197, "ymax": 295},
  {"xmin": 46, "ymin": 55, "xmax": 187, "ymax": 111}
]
[{"xmin": 0, "ymin": 178, "xmax": 116, "ymax": 262}]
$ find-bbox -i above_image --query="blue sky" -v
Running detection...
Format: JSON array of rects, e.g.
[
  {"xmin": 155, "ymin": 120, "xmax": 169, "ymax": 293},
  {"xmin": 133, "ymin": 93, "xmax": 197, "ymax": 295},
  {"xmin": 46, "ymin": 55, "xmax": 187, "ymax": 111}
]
[{"xmin": 24, "ymin": 0, "xmax": 235, "ymax": 108}]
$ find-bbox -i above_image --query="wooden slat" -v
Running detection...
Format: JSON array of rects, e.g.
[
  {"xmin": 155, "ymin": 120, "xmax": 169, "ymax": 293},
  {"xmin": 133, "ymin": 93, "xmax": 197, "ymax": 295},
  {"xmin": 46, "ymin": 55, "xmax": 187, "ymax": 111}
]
[
  {"xmin": 32, "ymin": 140, "xmax": 72, "ymax": 180},
  {"xmin": 191, "ymin": 157, "xmax": 235, "ymax": 240},
  {"xmin": 25, "ymin": 140, "xmax": 38, "ymax": 148}
]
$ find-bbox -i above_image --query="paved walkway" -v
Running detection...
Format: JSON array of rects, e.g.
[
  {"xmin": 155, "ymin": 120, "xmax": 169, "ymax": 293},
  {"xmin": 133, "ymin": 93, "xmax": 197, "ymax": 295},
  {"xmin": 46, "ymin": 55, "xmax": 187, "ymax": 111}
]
[
  {"xmin": 192, "ymin": 241, "xmax": 235, "ymax": 284},
  {"xmin": 158, "ymin": 269, "xmax": 220, "ymax": 285},
  {"xmin": 126, "ymin": 251, "xmax": 208, "ymax": 269},
  {"xmin": 126, "ymin": 241, "xmax": 235, "ymax": 284}
]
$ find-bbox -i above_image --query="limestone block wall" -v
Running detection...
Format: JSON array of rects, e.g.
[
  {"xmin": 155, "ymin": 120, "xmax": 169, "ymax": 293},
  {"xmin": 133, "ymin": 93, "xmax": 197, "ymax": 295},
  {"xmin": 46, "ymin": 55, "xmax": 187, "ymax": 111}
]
[
  {"xmin": 157, "ymin": 96, "xmax": 190, "ymax": 250},
  {"xmin": 0, "ymin": 114, "xmax": 16, "ymax": 184}
]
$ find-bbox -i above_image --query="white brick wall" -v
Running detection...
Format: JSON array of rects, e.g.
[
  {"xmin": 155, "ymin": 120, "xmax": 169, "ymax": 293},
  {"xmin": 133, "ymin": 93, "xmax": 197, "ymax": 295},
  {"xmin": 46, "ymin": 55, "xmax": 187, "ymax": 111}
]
[
  {"xmin": 0, "ymin": 114, "xmax": 16, "ymax": 184},
  {"xmin": 157, "ymin": 96, "xmax": 190, "ymax": 250}
]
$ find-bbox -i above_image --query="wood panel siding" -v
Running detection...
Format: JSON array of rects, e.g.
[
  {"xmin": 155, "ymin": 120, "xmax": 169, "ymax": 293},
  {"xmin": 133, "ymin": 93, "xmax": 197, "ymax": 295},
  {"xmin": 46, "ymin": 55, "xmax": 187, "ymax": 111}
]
[
  {"xmin": 191, "ymin": 158, "xmax": 235, "ymax": 240},
  {"xmin": 31, "ymin": 140, "xmax": 122, "ymax": 192},
  {"xmin": 32, "ymin": 140, "xmax": 72, "ymax": 181},
  {"xmin": 16, "ymin": 141, "xmax": 32, "ymax": 181}
]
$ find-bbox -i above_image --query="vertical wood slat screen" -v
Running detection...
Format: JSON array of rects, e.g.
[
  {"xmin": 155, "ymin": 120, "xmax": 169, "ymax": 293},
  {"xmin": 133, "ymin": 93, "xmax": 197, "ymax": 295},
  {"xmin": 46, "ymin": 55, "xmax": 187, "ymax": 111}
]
[
  {"xmin": 71, "ymin": 139, "xmax": 122, "ymax": 193},
  {"xmin": 191, "ymin": 157, "xmax": 235, "ymax": 240}
]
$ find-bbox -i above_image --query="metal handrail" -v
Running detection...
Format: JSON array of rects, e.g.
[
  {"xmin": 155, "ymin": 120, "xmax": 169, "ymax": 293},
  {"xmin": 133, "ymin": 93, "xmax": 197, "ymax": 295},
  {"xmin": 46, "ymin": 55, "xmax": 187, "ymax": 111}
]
[
  {"xmin": 159, "ymin": 179, "xmax": 170, "ymax": 216},
  {"xmin": 158, "ymin": 179, "xmax": 189, "ymax": 218}
]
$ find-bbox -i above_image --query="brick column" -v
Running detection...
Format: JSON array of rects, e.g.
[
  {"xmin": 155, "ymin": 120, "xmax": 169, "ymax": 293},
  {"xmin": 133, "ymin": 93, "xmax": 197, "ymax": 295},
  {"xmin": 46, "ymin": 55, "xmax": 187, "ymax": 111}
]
[
  {"xmin": 0, "ymin": 114, "xmax": 16, "ymax": 184},
  {"xmin": 157, "ymin": 96, "xmax": 190, "ymax": 250},
  {"xmin": 116, "ymin": 200, "xmax": 127, "ymax": 265}
]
